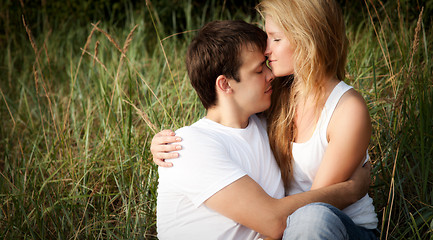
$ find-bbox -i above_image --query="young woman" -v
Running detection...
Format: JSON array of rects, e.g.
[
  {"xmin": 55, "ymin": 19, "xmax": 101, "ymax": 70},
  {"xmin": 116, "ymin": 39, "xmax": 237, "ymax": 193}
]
[{"xmin": 151, "ymin": 0, "xmax": 378, "ymax": 236}]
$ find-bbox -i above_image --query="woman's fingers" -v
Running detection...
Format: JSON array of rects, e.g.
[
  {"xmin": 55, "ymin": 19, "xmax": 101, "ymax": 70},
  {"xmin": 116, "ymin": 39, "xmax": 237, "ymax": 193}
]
[
  {"xmin": 153, "ymin": 158, "xmax": 174, "ymax": 167},
  {"xmin": 150, "ymin": 129, "xmax": 182, "ymax": 167},
  {"xmin": 150, "ymin": 137, "xmax": 182, "ymax": 155},
  {"xmin": 152, "ymin": 130, "xmax": 182, "ymax": 145},
  {"xmin": 154, "ymin": 151, "xmax": 180, "ymax": 160}
]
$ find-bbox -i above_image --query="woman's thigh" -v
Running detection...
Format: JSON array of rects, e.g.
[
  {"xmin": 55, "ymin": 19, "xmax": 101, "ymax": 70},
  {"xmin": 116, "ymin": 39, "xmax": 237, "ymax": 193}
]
[{"xmin": 283, "ymin": 202, "xmax": 377, "ymax": 240}]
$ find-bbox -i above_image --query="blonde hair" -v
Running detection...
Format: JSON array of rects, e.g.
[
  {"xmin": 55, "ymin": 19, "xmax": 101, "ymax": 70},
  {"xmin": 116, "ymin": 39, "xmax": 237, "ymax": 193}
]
[{"xmin": 256, "ymin": 0, "xmax": 348, "ymax": 188}]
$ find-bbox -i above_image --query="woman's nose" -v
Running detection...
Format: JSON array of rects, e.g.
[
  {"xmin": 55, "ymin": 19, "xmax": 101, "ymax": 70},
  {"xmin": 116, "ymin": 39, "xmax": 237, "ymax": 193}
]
[
  {"xmin": 264, "ymin": 46, "xmax": 271, "ymax": 56},
  {"xmin": 264, "ymin": 40, "xmax": 271, "ymax": 56}
]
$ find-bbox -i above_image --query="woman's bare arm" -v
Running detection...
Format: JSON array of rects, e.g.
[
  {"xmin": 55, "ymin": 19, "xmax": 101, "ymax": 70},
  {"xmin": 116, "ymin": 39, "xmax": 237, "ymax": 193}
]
[{"xmin": 311, "ymin": 89, "xmax": 372, "ymax": 190}]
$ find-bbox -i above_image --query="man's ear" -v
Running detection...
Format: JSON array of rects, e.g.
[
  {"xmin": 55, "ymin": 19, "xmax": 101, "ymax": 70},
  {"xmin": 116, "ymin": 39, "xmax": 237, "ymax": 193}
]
[{"xmin": 216, "ymin": 75, "xmax": 233, "ymax": 94}]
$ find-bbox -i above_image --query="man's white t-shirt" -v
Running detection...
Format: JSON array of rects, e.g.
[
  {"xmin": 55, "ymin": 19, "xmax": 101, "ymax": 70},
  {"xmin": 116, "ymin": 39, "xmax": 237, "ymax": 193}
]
[{"xmin": 157, "ymin": 114, "xmax": 285, "ymax": 240}]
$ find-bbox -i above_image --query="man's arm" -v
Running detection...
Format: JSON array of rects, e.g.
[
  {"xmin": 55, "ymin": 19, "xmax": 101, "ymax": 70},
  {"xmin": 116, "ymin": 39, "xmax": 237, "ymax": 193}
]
[{"xmin": 205, "ymin": 162, "xmax": 371, "ymax": 239}]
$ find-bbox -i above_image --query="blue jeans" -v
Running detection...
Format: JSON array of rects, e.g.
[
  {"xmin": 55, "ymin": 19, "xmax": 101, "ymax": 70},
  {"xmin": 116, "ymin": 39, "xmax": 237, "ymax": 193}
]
[{"xmin": 283, "ymin": 202, "xmax": 378, "ymax": 240}]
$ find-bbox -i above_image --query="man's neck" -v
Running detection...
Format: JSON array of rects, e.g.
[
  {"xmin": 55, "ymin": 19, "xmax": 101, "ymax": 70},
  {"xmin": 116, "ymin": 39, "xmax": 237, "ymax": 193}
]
[{"xmin": 205, "ymin": 105, "xmax": 251, "ymax": 129}]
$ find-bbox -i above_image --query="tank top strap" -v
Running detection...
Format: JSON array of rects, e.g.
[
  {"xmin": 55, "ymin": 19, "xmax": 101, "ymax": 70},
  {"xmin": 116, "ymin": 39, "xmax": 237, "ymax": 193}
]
[{"xmin": 322, "ymin": 81, "xmax": 353, "ymax": 127}]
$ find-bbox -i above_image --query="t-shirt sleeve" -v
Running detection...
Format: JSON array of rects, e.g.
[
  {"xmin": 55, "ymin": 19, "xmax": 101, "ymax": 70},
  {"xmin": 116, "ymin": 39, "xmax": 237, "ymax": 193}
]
[{"xmin": 159, "ymin": 127, "xmax": 247, "ymax": 208}]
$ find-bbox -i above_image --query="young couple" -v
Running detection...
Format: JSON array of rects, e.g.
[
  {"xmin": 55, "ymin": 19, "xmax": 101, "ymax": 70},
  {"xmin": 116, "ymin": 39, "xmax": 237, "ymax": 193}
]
[{"xmin": 152, "ymin": 0, "xmax": 378, "ymax": 239}]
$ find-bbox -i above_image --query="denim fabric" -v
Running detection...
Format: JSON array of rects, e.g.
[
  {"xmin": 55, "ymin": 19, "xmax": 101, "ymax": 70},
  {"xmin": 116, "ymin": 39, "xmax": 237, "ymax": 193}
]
[{"xmin": 283, "ymin": 202, "xmax": 378, "ymax": 240}]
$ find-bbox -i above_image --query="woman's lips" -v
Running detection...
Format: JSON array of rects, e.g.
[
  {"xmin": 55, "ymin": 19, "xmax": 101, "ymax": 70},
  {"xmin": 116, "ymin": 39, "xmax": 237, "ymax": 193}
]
[{"xmin": 268, "ymin": 60, "xmax": 275, "ymax": 67}]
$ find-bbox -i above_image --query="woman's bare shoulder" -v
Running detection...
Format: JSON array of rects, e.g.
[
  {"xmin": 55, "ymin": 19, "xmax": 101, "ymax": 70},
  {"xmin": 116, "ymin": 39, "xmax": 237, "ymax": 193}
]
[{"xmin": 329, "ymin": 88, "xmax": 371, "ymax": 137}]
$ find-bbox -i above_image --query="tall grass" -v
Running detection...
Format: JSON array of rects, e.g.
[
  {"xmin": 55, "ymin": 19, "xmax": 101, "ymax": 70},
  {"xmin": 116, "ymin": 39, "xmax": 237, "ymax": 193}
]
[
  {"xmin": 0, "ymin": 0, "xmax": 432, "ymax": 239},
  {"xmin": 347, "ymin": 2, "xmax": 433, "ymax": 239}
]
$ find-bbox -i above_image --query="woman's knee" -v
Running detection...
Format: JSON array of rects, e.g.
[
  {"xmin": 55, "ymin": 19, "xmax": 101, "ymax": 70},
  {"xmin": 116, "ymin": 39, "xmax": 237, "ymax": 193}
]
[
  {"xmin": 283, "ymin": 203, "xmax": 348, "ymax": 239},
  {"xmin": 292, "ymin": 202, "xmax": 341, "ymax": 223}
]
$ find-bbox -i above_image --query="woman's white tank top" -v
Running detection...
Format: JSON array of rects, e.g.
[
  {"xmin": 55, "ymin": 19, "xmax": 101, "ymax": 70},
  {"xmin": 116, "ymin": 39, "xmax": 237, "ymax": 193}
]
[{"xmin": 289, "ymin": 81, "xmax": 378, "ymax": 229}]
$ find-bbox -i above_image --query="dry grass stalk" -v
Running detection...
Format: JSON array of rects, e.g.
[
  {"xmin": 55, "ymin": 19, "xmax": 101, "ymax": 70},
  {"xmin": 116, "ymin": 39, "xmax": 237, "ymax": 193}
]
[
  {"xmin": 367, "ymin": 0, "xmax": 400, "ymax": 100},
  {"xmin": 126, "ymin": 59, "xmax": 179, "ymax": 128},
  {"xmin": 0, "ymin": 87, "xmax": 16, "ymax": 129},
  {"xmin": 394, "ymin": 7, "xmax": 423, "ymax": 112},
  {"xmin": 32, "ymin": 64, "xmax": 50, "ymax": 154},
  {"xmin": 63, "ymin": 21, "xmax": 101, "ymax": 132},
  {"xmin": 105, "ymin": 24, "xmax": 139, "ymax": 129},
  {"xmin": 158, "ymin": 39, "xmax": 182, "ymax": 109},
  {"xmin": 91, "ymin": 23, "xmax": 122, "ymax": 53},
  {"xmin": 93, "ymin": 40, "xmax": 100, "ymax": 66},
  {"xmin": 123, "ymin": 100, "xmax": 157, "ymax": 134},
  {"xmin": 408, "ymin": 7, "xmax": 423, "ymax": 72},
  {"xmin": 83, "ymin": 21, "xmax": 101, "ymax": 57},
  {"xmin": 397, "ymin": 0, "xmax": 405, "ymax": 46},
  {"xmin": 123, "ymin": 24, "xmax": 138, "ymax": 54},
  {"xmin": 161, "ymin": 29, "xmax": 198, "ymax": 42},
  {"xmin": 22, "ymin": 15, "xmax": 38, "ymax": 56},
  {"xmin": 81, "ymin": 48, "xmax": 111, "ymax": 76},
  {"xmin": 384, "ymin": 147, "xmax": 399, "ymax": 240},
  {"xmin": 366, "ymin": 0, "xmax": 394, "ymax": 77},
  {"xmin": 382, "ymin": 10, "xmax": 424, "ymax": 238},
  {"xmin": 33, "ymin": 64, "xmax": 39, "ymax": 95},
  {"xmin": 116, "ymin": 24, "xmax": 138, "ymax": 79},
  {"xmin": 24, "ymin": 13, "xmax": 63, "ymax": 157},
  {"xmin": 142, "ymin": 2, "xmax": 182, "ymax": 130},
  {"xmin": 41, "ymin": 38, "xmax": 55, "ymax": 93},
  {"xmin": 35, "ymin": 62, "xmax": 63, "ymax": 158},
  {"xmin": 73, "ymin": 181, "xmax": 102, "ymax": 240},
  {"xmin": 378, "ymin": 0, "xmax": 403, "ymax": 57}
]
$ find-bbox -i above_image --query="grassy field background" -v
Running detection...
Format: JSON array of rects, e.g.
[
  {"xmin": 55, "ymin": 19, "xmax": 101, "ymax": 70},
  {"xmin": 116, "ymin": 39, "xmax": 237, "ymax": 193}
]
[{"xmin": 0, "ymin": 0, "xmax": 432, "ymax": 239}]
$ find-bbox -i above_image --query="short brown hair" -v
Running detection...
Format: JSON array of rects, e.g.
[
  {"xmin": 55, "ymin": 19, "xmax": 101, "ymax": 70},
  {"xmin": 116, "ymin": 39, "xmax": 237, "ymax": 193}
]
[{"xmin": 186, "ymin": 20, "xmax": 267, "ymax": 109}]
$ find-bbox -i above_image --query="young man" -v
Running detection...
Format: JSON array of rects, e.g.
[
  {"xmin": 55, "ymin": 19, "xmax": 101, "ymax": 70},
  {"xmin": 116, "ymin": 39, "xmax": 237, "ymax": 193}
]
[{"xmin": 156, "ymin": 20, "xmax": 371, "ymax": 239}]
